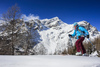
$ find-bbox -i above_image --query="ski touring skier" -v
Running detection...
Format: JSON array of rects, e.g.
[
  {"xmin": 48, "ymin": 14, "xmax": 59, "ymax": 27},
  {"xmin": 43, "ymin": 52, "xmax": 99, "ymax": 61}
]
[{"xmin": 68, "ymin": 23, "xmax": 89, "ymax": 56}]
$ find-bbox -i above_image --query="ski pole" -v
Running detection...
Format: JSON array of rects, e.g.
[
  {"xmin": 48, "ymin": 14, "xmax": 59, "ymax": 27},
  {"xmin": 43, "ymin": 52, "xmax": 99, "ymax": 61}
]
[
  {"xmin": 69, "ymin": 36, "xmax": 71, "ymax": 40},
  {"xmin": 69, "ymin": 36, "xmax": 72, "ymax": 42},
  {"xmin": 69, "ymin": 36, "xmax": 73, "ymax": 46},
  {"xmin": 88, "ymin": 38, "xmax": 93, "ymax": 45},
  {"xmin": 88, "ymin": 38, "xmax": 96, "ymax": 52}
]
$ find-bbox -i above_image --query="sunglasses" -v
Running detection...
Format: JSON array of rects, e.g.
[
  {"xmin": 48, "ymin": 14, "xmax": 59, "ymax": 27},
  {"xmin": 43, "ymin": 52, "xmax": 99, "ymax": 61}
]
[
  {"xmin": 74, "ymin": 25, "xmax": 78, "ymax": 29},
  {"xmin": 74, "ymin": 25, "xmax": 77, "ymax": 27}
]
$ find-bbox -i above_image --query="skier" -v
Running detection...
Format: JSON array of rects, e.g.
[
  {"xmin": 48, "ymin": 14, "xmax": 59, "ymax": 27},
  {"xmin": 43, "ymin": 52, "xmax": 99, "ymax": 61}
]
[{"xmin": 68, "ymin": 23, "xmax": 89, "ymax": 56}]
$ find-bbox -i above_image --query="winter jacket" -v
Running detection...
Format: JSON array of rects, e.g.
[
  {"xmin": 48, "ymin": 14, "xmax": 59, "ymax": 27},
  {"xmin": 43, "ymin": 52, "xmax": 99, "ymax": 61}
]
[{"xmin": 71, "ymin": 25, "xmax": 89, "ymax": 39}]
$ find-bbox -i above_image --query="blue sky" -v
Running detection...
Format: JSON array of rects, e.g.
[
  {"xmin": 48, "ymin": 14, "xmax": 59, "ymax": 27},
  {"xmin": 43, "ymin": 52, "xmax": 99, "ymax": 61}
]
[{"xmin": 0, "ymin": 0, "xmax": 100, "ymax": 31}]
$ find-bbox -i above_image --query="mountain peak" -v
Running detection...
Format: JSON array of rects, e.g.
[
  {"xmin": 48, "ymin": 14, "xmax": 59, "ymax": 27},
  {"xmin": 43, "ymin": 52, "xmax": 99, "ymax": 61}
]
[
  {"xmin": 77, "ymin": 21, "xmax": 89, "ymax": 25},
  {"xmin": 51, "ymin": 17, "xmax": 59, "ymax": 20}
]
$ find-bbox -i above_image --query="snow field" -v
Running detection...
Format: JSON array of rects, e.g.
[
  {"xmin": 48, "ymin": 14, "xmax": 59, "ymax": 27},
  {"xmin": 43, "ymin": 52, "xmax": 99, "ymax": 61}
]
[{"xmin": 0, "ymin": 55, "xmax": 100, "ymax": 67}]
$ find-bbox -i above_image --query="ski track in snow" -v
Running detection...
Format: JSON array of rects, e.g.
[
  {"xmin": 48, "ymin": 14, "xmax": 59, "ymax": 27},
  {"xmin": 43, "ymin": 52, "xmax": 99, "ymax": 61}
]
[{"xmin": 0, "ymin": 55, "xmax": 100, "ymax": 67}]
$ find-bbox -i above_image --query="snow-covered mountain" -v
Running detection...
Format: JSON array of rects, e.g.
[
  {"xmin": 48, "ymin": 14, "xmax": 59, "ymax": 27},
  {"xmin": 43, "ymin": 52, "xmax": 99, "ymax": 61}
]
[
  {"xmin": 26, "ymin": 17, "xmax": 100, "ymax": 55},
  {"xmin": 0, "ymin": 17, "xmax": 100, "ymax": 55}
]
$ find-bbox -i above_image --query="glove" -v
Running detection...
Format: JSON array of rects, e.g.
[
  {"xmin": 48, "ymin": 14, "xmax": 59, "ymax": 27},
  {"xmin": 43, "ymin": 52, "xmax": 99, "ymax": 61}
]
[
  {"xmin": 82, "ymin": 31, "xmax": 85, "ymax": 34},
  {"xmin": 69, "ymin": 34, "xmax": 72, "ymax": 37},
  {"xmin": 87, "ymin": 35, "xmax": 89, "ymax": 38},
  {"xmin": 78, "ymin": 36, "xmax": 81, "ymax": 39}
]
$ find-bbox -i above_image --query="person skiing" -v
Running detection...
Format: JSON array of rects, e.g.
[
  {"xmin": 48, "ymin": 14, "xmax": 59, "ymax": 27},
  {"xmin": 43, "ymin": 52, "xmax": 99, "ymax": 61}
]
[{"xmin": 68, "ymin": 23, "xmax": 89, "ymax": 56}]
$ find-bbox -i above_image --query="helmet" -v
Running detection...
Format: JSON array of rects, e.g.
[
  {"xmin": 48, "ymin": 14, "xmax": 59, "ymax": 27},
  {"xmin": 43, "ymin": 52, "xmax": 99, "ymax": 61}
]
[{"xmin": 74, "ymin": 22, "xmax": 78, "ymax": 26}]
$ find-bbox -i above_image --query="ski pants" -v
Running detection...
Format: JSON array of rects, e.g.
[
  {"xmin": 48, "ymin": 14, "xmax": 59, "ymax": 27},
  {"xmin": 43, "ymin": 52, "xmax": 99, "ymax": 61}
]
[{"xmin": 75, "ymin": 37, "xmax": 86, "ymax": 54}]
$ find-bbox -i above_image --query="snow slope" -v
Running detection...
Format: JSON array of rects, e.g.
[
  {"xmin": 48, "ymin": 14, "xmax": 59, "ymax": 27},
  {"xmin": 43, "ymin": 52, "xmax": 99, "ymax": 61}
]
[{"xmin": 0, "ymin": 55, "xmax": 100, "ymax": 67}]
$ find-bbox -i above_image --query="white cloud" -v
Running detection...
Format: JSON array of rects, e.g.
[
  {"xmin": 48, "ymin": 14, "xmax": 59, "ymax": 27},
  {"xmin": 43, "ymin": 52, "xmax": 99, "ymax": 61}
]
[{"xmin": 21, "ymin": 14, "xmax": 39, "ymax": 21}]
